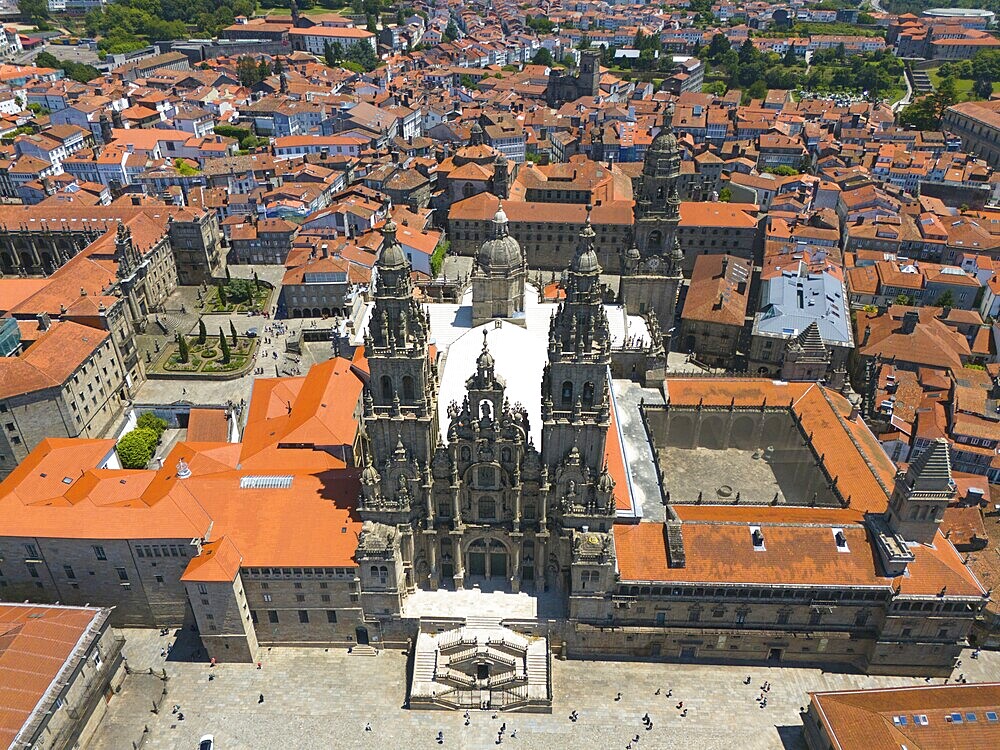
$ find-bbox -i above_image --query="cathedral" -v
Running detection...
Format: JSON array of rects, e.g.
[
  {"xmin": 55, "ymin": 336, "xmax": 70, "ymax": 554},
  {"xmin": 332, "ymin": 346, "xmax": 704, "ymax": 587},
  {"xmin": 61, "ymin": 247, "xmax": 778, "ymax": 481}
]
[{"xmin": 355, "ymin": 207, "xmax": 634, "ymax": 608}]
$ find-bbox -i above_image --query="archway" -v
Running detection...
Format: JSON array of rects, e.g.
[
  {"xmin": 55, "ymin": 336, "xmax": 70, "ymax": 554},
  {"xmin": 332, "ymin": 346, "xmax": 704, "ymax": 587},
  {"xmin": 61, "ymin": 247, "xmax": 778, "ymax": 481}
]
[{"xmin": 466, "ymin": 538, "xmax": 509, "ymax": 581}]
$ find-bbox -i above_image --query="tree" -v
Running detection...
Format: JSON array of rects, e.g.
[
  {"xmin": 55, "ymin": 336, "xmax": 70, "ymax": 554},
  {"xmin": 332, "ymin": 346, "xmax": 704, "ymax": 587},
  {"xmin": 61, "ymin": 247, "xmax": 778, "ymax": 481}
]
[
  {"xmin": 177, "ymin": 333, "xmax": 190, "ymax": 363},
  {"xmin": 324, "ymin": 42, "xmax": 337, "ymax": 67},
  {"xmin": 366, "ymin": 14, "xmax": 377, "ymax": 34},
  {"xmin": 707, "ymin": 33, "xmax": 730, "ymax": 63},
  {"xmin": 344, "ymin": 40, "xmax": 379, "ymax": 72},
  {"xmin": 219, "ymin": 328, "xmax": 231, "ymax": 364},
  {"xmin": 230, "ymin": 320, "xmax": 238, "ymax": 345},
  {"xmin": 116, "ymin": 428, "xmax": 158, "ymax": 469},
  {"xmin": 197, "ymin": 317, "xmax": 207, "ymax": 345},
  {"xmin": 444, "ymin": 19, "xmax": 459, "ymax": 42},
  {"xmin": 217, "ymin": 282, "xmax": 228, "ymax": 306},
  {"xmin": 532, "ymin": 47, "xmax": 554, "ymax": 68},
  {"xmin": 782, "ymin": 46, "xmax": 797, "ymax": 67},
  {"xmin": 718, "ymin": 187, "xmax": 732, "ymax": 202},
  {"xmin": 973, "ymin": 76, "xmax": 993, "ymax": 100},
  {"xmin": 934, "ymin": 290, "xmax": 955, "ymax": 308},
  {"xmin": 894, "ymin": 294, "xmax": 912, "ymax": 306},
  {"xmin": 136, "ymin": 411, "xmax": 167, "ymax": 439},
  {"xmin": 18, "ymin": 0, "xmax": 49, "ymax": 24}
]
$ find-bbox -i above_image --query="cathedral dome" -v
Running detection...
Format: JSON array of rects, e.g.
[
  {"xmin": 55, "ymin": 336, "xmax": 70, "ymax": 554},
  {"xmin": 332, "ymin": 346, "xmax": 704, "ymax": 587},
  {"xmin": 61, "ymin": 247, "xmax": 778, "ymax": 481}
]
[
  {"xmin": 476, "ymin": 203, "xmax": 523, "ymax": 270},
  {"xmin": 378, "ymin": 219, "xmax": 408, "ymax": 270}
]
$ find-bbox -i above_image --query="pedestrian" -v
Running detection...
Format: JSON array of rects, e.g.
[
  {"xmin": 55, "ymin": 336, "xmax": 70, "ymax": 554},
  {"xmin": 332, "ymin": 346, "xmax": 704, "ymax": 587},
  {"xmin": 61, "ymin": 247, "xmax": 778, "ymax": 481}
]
[
  {"xmin": 676, "ymin": 701, "xmax": 683, "ymax": 710},
  {"xmin": 654, "ymin": 688, "xmax": 660, "ymax": 695},
  {"xmin": 436, "ymin": 731, "xmax": 443, "ymax": 744},
  {"xmin": 744, "ymin": 675, "xmax": 752, "ymax": 685},
  {"xmin": 257, "ymin": 662, "xmax": 262, "ymax": 669},
  {"xmin": 666, "ymin": 689, "xmax": 672, "ymax": 698},
  {"xmin": 500, "ymin": 722, "xmax": 506, "ymax": 733},
  {"xmin": 615, "ymin": 692, "xmax": 622, "ymax": 701},
  {"xmin": 510, "ymin": 730, "xmax": 516, "ymax": 738},
  {"xmin": 681, "ymin": 709, "xmax": 688, "ymax": 717},
  {"xmin": 642, "ymin": 713, "xmax": 649, "ymax": 723},
  {"xmin": 365, "ymin": 723, "xmax": 372, "ymax": 732},
  {"xmin": 258, "ymin": 693, "xmax": 264, "ymax": 704}
]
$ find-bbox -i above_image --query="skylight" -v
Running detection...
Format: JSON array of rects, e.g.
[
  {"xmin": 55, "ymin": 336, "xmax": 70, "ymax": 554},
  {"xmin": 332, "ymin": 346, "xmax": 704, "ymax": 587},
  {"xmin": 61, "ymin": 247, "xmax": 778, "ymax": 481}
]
[{"xmin": 239, "ymin": 475, "xmax": 293, "ymax": 490}]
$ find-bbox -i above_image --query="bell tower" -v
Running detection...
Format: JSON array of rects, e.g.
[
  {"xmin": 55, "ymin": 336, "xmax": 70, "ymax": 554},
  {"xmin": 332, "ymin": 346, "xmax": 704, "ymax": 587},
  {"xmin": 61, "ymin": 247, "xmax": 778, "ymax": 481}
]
[
  {"xmin": 886, "ymin": 439, "xmax": 955, "ymax": 545},
  {"xmin": 361, "ymin": 219, "xmax": 438, "ymax": 521},
  {"xmin": 622, "ymin": 104, "xmax": 684, "ymax": 342}
]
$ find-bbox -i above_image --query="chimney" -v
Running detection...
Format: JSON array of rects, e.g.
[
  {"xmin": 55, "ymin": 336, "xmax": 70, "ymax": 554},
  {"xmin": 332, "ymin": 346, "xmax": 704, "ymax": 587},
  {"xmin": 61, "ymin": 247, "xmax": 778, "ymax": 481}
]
[
  {"xmin": 321, "ymin": 243, "xmax": 329, "ymax": 258},
  {"xmin": 131, "ymin": 195, "xmax": 141, "ymax": 206},
  {"xmin": 940, "ymin": 305, "xmax": 952, "ymax": 319},
  {"xmin": 36, "ymin": 312, "xmax": 50, "ymax": 331},
  {"xmin": 900, "ymin": 310, "xmax": 919, "ymax": 335}
]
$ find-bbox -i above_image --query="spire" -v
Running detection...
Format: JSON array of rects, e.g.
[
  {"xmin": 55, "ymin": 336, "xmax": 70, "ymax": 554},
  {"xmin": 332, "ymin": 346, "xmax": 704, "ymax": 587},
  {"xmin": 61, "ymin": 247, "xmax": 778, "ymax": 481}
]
[
  {"xmin": 791, "ymin": 321, "xmax": 827, "ymax": 357},
  {"xmin": 570, "ymin": 205, "xmax": 601, "ymax": 276},
  {"xmin": 492, "ymin": 202, "xmax": 509, "ymax": 239},
  {"xmin": 377, "ymin": 217, "xmax": 407, "ymax": 270},
  {"xmin": 905, "ymin": 439, "xmax": 953, "ymax": 493}
]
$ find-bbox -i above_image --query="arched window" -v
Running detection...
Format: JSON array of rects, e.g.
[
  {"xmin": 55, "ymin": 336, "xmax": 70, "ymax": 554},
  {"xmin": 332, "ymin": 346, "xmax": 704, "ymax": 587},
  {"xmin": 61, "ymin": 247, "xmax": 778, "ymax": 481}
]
[
  {"xmin": 501, "ymin": 447, "xmax": 511, "ymax": 464},
  {"xmin": 378, "ymin": 566, "xmax": 388, "ymax": 585},
  {"xmin": 649, "ymin": 230, "xmax": 663, "ymax": 250},
  {"xmin": 380, "ymin": 375, "xmax": 392, "ymax": 400},
  {"xmin": 402, "ymin": 375, "xmax": 415, "ymax": 401},
  {"xmin": 561, "ymin": 381, "xmax": 574, "ymax": 406},
  {"xmin": 582, "ymin": 381, "xmax": 595, "ymax": 407},
  {"xmin": 463, "ymin": 182, "xmax": 474, "ymax": 198},
  {"xmin": 460, "ymin": 446, "xmax": 471, "ymax": 462}
]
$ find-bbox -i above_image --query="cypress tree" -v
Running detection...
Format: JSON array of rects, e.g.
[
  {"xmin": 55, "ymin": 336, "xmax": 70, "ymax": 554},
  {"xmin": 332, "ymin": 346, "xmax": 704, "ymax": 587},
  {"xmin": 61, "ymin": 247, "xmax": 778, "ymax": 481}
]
[
  {"xmin": 230, "ymin": 320, "xmax": 238, "ymax": 346},
  {"xmin": 219, "ymin": 328, "xmax": 231, "ymax": 363},
  {"xmin": 178, "ymin": 334, "xmax": 189, "ymax": 363},
  {"xmin": 198, "ymin": 318, "xmax": 207, "ymax": 345}
]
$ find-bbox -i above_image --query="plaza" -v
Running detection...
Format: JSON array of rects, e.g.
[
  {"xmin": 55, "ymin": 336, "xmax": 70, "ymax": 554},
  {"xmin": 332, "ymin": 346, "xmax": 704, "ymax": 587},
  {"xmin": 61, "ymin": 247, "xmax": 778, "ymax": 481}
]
[{"xmin": 90, "ymin": 628, "xmax": 1000, "ymax": 750}]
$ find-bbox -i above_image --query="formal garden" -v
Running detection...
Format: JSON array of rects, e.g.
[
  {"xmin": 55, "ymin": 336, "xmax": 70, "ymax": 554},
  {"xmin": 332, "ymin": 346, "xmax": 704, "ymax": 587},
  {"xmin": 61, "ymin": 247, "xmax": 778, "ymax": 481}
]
[
  {"xmin": 201, "ymin": 274, "xmax": 271, "ymax": 314},
  {"xmin": 149, "ymin": 318, "xmax": 257, "ymax": 377}
]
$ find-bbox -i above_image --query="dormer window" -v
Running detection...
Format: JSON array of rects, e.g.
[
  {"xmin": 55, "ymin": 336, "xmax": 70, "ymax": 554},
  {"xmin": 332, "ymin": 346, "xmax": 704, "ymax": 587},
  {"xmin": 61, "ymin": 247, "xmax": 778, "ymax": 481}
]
[
  {"xmin": 833, "ymin": 529, "xmax": 849, "ymax": 552},
  {"xmin": 750, "ymin": 526, "xmax": 765, "ymax": 551}
]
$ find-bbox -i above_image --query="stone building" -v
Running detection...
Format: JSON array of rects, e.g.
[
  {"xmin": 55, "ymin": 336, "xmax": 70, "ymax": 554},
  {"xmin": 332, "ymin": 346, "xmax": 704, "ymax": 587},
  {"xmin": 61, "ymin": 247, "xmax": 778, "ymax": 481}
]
[
  {"xmin": 0, "ymin": 603, "xmax": 126, "ymax": 750},
  {"xmin": 545, "ymin": 50, "xmax": 601, "ymax": 108},
  {"xmin": 167, "ymin": 209, "xmax": 225, "ymax": 285},
  {"xmin": 0, "ymin": 318, "xmax": 130, "ymax": 479},
  {"xmin": 679, "ymin": 254, "xmax": 751, "ymax": 366},
  {"xmin": 228, "ymin": 217, "xmax": 300, "ymax": 265}
]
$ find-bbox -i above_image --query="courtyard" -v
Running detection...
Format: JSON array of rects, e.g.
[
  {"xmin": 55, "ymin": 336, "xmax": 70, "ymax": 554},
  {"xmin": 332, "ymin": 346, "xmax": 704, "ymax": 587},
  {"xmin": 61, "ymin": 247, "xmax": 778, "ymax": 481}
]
[{"xmin": 89, "ymin": 629, "xmax": 1000, "ymax": 750}]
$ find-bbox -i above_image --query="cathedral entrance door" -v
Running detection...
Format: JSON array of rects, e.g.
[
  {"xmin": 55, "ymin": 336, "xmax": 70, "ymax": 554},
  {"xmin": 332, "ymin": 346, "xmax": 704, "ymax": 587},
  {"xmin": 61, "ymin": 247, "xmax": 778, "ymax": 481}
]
[
  {"xmin": 467, "ymin": 539, "xmax": 509, "ymax": 582},
  {"xmin": 469, "ymin": 551, "xmax": 487, "ymax": 577}
]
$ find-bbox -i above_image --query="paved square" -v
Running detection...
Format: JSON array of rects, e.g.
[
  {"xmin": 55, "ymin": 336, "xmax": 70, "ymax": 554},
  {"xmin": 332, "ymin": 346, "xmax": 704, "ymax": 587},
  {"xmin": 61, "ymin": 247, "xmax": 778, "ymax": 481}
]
[{"xmin": 88, "ymin": 629, "xmax": 1000, "ymax": 750}]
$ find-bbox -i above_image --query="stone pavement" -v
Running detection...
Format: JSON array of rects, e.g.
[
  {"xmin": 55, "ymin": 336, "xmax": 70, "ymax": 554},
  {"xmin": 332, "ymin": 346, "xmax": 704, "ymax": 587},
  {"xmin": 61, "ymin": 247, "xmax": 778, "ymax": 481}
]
[{"xmin": 88, "ymin": 629, "xmax": 1000, "ymax": 750}]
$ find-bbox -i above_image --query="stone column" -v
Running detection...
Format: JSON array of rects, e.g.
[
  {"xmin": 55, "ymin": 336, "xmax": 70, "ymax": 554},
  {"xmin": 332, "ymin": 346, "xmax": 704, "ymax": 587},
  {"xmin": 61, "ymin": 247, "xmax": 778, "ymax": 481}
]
[
  {"xmin": 428, "ymin": 537, "xmax": 439, "ymax": 590},
  {"xmin": 511, "ymin": 542, "xmax": 521, "ymax": 595},
  {"xmin": 453, "ymin": 533, "xmax": 466, "ymax": 590},
  {"xmin": 452, "ymin": 485, "xmax": 462, "ymax": 527}
]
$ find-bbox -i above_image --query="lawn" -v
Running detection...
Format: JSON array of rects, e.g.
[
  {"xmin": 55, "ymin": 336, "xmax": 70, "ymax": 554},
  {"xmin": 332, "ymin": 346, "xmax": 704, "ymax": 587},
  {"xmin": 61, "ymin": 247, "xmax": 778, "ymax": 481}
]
[
  {"xmin": 204, "ymin": 279, "xmax": 271, "ymax": 314},
  {"xmin": 926, "ymin": 64, "xmax": 1000, "ymax": 100}
]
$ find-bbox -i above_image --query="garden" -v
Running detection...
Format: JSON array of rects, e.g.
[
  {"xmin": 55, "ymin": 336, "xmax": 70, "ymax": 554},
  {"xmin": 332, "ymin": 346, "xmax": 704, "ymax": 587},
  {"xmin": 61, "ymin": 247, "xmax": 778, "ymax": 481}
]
[
  {"xmin": 202, "ymin": 276, "xmax": 271, "ymax": 314},
  {"xmin": 153, "ymin": 319, "xmax": 257, "ymax": 377}
]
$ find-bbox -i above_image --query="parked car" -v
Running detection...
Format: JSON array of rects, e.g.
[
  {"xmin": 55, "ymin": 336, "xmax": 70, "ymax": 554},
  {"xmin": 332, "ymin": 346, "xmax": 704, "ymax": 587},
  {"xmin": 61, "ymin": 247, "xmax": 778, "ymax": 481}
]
[
  {"xmin": 246, "ymin": 327, "xmax": 258, "ymax": 338},
  {"xmin": 199, "ymin": 735, "xmax": 214, "ymax": 750}
]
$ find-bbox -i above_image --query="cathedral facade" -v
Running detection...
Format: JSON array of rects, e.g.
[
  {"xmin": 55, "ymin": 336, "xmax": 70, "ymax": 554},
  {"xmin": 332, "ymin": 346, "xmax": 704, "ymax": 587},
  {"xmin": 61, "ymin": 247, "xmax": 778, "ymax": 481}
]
[{"xmin": 355, "ymin": 213, "xmax": 620, "ymax": 612}]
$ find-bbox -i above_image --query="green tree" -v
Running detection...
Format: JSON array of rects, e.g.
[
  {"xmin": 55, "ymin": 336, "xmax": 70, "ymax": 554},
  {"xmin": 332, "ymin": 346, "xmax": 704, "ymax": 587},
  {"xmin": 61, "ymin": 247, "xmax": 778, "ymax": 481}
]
[
  {"xmin": 136, "ymin": 411, "xmax": 167, "ymax": 439},
  {"xmin": 444, "ymin": 19, "xmax": 459, "ymax": 42},
  {"xmin": 252, "ymin": 270, "xmax": 260, "ymax": 291},
  {"xmin": 217, "ymin": 282, "xmax": 228, "ymax": 306},
  {"xmin": 707, "ymin": 33, "xmax": 730, "ymax": 63},
  {"xmin": 219, "ymin": 328, "xmax": 231, "ymax": 364},
  {"xmin": 894, "ymin": 294, "xmax": 912, "ymax": 306},
  {"xmin": 197, "ymin": 317, "xmax": 207, "ymax": 345},
  {"xmin": 18, "ymin": 0, "xmax": 49, "ymax": 24},
  {"xmin": 718, "ymin": 187, "xmax": 732, "ymax": 202},
  {"xmin": 230, "ymin": 319, "xmax": 238, "ymax": 345},
  {"xmin": 782, "ymin": 46, "xmax": 798, "ymax": 67},
  {"xmin": 532, "ymin": 47, "xmax": 554, "ymax": 67},
  {"xmin": 324, "ymin": 42, "xmax": 337, "ymax": 67},
  {"xmin": 177, "ymin": 333, "xmax": 190, "ymax": 363},
  {"xmin": 344, "ymin": 40, "xmax": 379, "ymax": 71},
  {"xmin": 934, "ymin": 290, "xmax": 955, "ymax": 308},
  {"xmin": 116, "ymin": 428, "xmax": 158, "ymax": 469},
  {"xmin": 973, "ymin": 76, "xmax": 993, "ymax": 100}
]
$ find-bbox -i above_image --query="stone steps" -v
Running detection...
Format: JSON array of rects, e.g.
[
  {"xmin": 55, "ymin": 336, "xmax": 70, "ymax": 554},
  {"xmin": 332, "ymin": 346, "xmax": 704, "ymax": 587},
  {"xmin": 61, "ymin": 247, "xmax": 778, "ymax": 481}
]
[
  {"xmin": 350, "ymin": 644, "xmax": 378, "ymax": 657},
  {"xmin": 465, "ymin": 615, "xmax": 501, "ymax": 629},
  {"xmin": 413, "ymin": 650, "xmax": 436, "ymax": 682},
  {"xmin": 526, "ymin": 653, "xmax": 548, "ymax": 685}
]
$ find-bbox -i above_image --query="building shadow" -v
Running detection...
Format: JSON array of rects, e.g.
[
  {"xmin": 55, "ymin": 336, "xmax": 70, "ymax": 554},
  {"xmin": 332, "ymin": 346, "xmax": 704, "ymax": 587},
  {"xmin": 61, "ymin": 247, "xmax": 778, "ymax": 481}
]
[
  {"xmin": 165, "ymin": 626, "xmax": 208, "ymax": 663},
  {"xmin": 776, "ymin": 724, "xmax": 806, "ymax": 750}
]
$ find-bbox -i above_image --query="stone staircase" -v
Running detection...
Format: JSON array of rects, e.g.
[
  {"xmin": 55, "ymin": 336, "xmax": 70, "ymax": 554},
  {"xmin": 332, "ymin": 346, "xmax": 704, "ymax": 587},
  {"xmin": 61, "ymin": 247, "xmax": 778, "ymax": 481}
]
[
  {"xmin": 350, "ymin": 644, "xmax": 378, "ymax": 657},
  {"xmin": 526, "ymin": 651, "xmax": 548, "ymax": 687},
  {"xmin": 465, "ymin": 614, "xmax": 502, "ymax": 629},
  {"xmin": 413, "ymin": 648, "xmax": 436, "ymax": 682}
]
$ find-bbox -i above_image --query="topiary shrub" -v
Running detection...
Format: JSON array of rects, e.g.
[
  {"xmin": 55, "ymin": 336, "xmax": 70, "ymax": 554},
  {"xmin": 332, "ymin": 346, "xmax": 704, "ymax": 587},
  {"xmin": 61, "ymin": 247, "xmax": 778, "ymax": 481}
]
[
  {"xmin": 136, "ymin": 412, "xmax": 167, "ymax": 440},
  {"xmin": 116, "ymin": 427, "xmax": 159, "ymax": 469}
]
